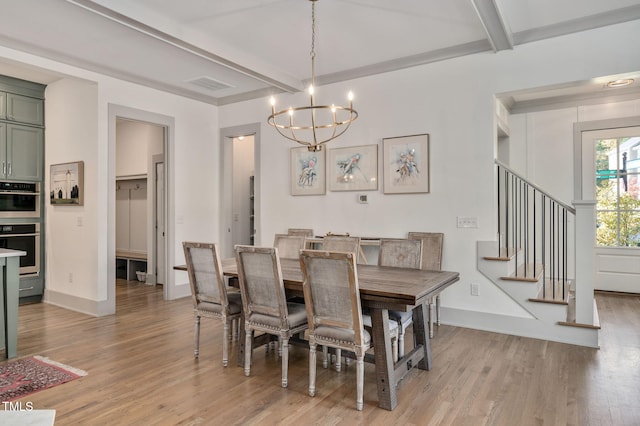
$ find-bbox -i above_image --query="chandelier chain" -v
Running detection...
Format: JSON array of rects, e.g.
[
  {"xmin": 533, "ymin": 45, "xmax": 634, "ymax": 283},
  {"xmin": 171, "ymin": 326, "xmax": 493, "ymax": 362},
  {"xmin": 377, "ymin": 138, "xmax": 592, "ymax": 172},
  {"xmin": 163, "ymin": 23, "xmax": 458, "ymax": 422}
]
[
  {"xmin": 267, "ymin": 0, "xmax": 358, "ymax": 152},
  {"xmin": 310, "ymin": 1, "xmax": 316, "ymax": 83}
]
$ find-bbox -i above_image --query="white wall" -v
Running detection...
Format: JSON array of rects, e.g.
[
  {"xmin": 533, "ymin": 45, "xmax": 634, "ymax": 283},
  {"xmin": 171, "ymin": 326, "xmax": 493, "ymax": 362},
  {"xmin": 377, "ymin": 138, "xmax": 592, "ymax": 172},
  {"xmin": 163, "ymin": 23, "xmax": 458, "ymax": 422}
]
[
  {"xmin": 0, "ymin": 44, "xmax": 220, "ymax": 315},
  {"xmin": 116, "ymin": 119, "xmax": 163, "ymax": 177},
  {"xmin": 219, "ymin": 21, "xmax": 640, "ymax": 328},
  {"xmin": 2, "ymin": 18, "xmax": 639, "ymax": 330},
  {"xmin": 45, "ymin": 77, "xmax": 99, "ymax": 304}
]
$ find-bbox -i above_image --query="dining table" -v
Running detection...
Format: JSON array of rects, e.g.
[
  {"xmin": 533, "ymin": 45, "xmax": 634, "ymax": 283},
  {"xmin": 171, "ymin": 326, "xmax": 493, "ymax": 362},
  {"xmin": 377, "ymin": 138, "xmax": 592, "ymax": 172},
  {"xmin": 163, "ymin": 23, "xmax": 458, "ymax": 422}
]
[
  {"xmin": 175, "ymin": 256, "xmax": 459, "ymax": 410},
  {"xmin": 223, "ymin": 257, "xmax": 459, "ymax": 410}
]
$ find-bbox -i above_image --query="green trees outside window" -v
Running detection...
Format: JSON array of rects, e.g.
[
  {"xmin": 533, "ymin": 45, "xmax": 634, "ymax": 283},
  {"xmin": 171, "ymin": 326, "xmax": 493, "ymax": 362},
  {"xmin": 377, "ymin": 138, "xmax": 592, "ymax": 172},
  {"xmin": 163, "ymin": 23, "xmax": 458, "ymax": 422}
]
[{"xmin": 595, "ymin": 137, "xmax": 640, "ymax": 247}]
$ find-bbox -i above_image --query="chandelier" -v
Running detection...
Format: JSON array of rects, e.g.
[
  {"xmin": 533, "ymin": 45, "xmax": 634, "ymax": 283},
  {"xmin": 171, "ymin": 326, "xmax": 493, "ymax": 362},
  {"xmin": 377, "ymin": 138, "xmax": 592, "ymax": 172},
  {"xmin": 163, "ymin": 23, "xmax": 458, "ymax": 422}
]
[{"xmin": 267, "ymin": 0, "xmax": 358, "ymax": 152}]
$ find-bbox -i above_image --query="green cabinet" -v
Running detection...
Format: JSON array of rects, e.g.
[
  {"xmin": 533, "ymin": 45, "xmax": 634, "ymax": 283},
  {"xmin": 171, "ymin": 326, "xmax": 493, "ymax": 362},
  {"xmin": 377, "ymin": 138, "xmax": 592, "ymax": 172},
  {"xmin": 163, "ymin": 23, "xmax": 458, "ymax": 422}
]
[
  {"xmin": 0, "ymin": 91, "xmax": 44, "ymax": 182},
  {"xmin": 5, "ymin": 93, "xmax": 44, "ymax": 126},
  {"xmin": 0, "ymin": 75, "xmax": 46, "ymax": 304},
  {"xmin": 0, "ymin": 124, "xmax": 44, "ymax": 181},
  {"xmin": 0, "ymin": 92, "xmax": 5, "ymax": 119}
]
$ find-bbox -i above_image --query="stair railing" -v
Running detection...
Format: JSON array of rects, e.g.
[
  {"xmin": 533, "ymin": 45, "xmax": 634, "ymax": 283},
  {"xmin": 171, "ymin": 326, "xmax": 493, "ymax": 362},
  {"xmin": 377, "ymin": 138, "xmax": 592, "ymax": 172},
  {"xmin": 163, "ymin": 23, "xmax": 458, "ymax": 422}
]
[{"xmin": 496, "ymin": 160, "xmax": 576, "ymax": 300}]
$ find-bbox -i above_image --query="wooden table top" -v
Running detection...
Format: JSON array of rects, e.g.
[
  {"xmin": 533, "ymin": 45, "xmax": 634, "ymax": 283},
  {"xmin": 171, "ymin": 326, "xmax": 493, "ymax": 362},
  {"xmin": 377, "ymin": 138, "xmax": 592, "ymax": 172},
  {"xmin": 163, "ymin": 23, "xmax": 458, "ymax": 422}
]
[{"xmin": 219, "ymin": 257, "xmax": 459, "ymax": 309}]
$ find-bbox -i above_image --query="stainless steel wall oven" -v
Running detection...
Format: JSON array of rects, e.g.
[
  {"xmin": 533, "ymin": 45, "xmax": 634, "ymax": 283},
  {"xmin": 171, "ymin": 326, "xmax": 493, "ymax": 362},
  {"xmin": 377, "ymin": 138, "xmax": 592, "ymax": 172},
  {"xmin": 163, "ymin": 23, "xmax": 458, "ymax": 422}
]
[
  {"xmin": 0, "ymin": 223, "xmax": 40, "ymax": 276},
  {"xmin": 0, "ymin": 181, "xmax": 40, "ymax": 218}
]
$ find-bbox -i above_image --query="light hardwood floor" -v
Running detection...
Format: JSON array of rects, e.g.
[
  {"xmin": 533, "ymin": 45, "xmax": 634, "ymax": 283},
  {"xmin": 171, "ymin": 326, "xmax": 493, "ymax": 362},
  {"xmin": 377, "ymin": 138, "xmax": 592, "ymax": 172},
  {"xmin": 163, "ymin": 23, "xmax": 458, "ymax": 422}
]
[{"xmin": 4, "ymin": 281, "xmax": 640, "ymax": 425}]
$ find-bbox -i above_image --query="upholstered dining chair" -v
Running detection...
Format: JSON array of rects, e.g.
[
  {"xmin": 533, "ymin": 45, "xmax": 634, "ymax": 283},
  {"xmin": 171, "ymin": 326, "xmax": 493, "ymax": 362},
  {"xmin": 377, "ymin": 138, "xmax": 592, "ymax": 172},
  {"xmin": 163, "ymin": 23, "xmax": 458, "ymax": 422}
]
[
  {"xmin": 323, "ymin": 235, "xmax": 399, "ymax": 362},
  {"xmin": 408, "ymin": 232, "xmax": 444, "ymax": 338},
  {"xmin": 273, "ymin": 234, "xmax": 306, "ymax": 259},
  {"xmin": 322, "ymin": 235, "xmax": 360, "ymax": 253},
  {"xmin": 182, "ymin": 241, "xmax": 242, "ymax": 367},
  {"xmin": 378, "ymin": 238, "xmax": 423, "ymax": 358},
  {"xmin": 322, "ymin": 235, "xmax": 364, "ymax": 263},
  {"xmin": 235, "ymin": 245, "xmax": 309, "ymax": 388},
  {"xmin": 299, "ymin": 249, "xmax": 371, "ymax": 411},
  {"xmin": 287, "ymin": 228, "xmax": 314, "ymax": 237},
  {"xmin": 288, "ymin": 228, "xmax": 314, "ymax": 249}
]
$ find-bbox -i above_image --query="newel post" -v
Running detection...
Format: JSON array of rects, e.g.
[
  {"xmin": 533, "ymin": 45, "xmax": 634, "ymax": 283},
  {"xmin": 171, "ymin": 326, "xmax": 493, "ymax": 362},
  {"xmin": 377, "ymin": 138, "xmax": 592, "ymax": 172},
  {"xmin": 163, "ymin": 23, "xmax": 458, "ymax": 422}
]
[{"xmin": 573, "ymin": 200, "xmax": 596, "ymax": 325}]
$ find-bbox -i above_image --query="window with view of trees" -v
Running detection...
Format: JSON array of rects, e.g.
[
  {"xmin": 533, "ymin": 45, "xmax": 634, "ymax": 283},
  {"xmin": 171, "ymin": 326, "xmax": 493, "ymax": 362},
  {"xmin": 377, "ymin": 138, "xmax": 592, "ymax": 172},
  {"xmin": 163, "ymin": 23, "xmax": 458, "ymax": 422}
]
[{"xmin": 595, "ymin": 136, "xmax": 640, "ymax": 247}]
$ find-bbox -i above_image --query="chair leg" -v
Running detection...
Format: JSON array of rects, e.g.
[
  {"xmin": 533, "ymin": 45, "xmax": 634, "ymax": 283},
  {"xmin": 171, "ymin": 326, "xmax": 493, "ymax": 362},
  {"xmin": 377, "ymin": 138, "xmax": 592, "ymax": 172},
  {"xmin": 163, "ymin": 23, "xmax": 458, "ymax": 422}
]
[
  {"xmin": 194, "ymin": 315, "xmax": 201, "ymax": 358},
  {"xmin": 281, "ymin": 338, "xmax": 289, "ymax": 388},
  {"xmin": 335, "ymin": 349, "xmax": 342, "ymax": 372},
  {"xmin": 322, "ymin": 346, "xmax": 329, "ymax": 368},
  {"xmin": 309, "ymin": 342, "xmax": 317, "ymax": 397},
  {"xmin": 436, "ymin": 294, "xmax": 442, "ymax": 326},
  {"xmin": 222, "ymin": 319, "xmax": 229, "ymax": 367},
  {"xmin": 244, "ymin": 328, "xmax": 253, "ymax": 377},
  {"xmin": 230, "ymin": 318, "xmax": 237, "ymax": 341},
  {"xmin": 356, "ymin": 355, "xmax": 364, "ymax": 411}
]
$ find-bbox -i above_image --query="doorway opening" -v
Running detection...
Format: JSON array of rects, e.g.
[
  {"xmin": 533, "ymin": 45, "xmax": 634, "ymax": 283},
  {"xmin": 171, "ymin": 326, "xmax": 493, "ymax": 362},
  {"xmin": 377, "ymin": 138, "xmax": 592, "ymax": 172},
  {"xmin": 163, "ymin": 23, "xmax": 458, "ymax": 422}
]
[
  {"xmin": 108, "ymin": 104, "xmax": 174, "ymax": 313},
  {"xmin": 115, "ymin": 118, "xmax": 165, "ymax": 290},
  {"xmin": 220, "ymin": 123, "xmax": 260, "ymax": 258}
]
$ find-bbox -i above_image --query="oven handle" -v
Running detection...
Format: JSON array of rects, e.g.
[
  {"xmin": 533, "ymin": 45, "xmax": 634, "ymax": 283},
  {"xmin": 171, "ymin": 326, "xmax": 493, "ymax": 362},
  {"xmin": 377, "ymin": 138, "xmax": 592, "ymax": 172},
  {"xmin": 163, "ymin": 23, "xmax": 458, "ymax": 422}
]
[
  {"xmin": 0, "ymin": 233, "xmax": 40, "ymax": 237},
  {"xmin": 0, "ymin": 191, "xmax": 41, "ymax": 195}
]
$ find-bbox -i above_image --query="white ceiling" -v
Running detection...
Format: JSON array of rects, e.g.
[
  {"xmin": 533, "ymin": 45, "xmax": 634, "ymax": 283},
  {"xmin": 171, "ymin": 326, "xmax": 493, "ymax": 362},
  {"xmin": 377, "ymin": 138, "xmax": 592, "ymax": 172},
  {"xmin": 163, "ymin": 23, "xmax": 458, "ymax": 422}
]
[{"xmin": 0, "ymin": 0, "xmax": 639, "ymax": 109}]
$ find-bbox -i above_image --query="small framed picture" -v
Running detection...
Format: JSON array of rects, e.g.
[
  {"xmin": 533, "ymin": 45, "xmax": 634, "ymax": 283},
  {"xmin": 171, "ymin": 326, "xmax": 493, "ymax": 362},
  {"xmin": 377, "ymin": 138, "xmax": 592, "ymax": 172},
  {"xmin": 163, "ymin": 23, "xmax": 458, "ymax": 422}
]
[
  {"xmin": 50, "ymin": 161, "xmax": 84, "ymax": 205},
  {"xmin": 328, "ymin": 144, "xmax": 378, "ymax": 191},
  {"xmin": 290, "ymin": 147, "xmax": 325, "ymax": 195},
  {"xmin": 383, "ymin": 134, "xmax": 430, "ymax": 194}
]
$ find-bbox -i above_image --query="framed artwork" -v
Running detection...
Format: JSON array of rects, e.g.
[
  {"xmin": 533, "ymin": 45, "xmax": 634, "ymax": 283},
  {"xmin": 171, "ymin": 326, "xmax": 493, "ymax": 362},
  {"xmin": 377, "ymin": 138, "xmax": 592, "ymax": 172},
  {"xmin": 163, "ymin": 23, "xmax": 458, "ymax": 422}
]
[
  {"xmin": 290, "ymin": 147, "xmax": 325, "ymax": 195},
  {"xmin": 50, "ymin": 161, "xmax": 84, "ymax": 205},
  {"xmin": 328, "ymin": 144, "xmax": 378, "ymax": 191},
  {"xmin": 383, "ymin": 134, "xmax": 430, "ymax": 194}
]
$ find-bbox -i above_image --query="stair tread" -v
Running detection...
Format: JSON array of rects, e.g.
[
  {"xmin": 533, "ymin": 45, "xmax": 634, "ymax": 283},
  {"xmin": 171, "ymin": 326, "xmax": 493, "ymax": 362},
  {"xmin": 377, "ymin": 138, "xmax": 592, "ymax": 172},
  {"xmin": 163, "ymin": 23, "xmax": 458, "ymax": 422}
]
[
  {"xmin": 500, "ymin": 263, "xmax": 543, "ymax": 282},
  {"xmin": 558, "ymin": 299, "xmax": 601, "ymax": 329},
  {"xmin": 483, "ymin": 247, "xmax": 518, "ymax": 261},
  {"xmin": 529, "ymin": 278, "xmax": 573, "ymax": 305}
]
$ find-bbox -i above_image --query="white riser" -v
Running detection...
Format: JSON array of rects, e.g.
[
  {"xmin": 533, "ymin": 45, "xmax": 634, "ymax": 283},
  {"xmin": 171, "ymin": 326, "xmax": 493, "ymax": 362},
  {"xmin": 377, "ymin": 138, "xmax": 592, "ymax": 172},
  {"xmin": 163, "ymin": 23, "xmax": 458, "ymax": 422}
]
[{"xmin": 477, "ymin": 240, "xmax": 594, "ymax": 343}]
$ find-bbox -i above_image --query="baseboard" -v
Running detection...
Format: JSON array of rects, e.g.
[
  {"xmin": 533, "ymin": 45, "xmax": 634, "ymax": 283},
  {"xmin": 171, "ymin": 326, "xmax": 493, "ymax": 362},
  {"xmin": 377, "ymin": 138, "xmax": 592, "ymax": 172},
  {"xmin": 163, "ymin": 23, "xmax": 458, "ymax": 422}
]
[
  {"xmin": 441, "ymin": 306, "xmax": 599, "ymax": 348},
  {"xmin": 43, "ymin": 289, "xmax": 114, "ymax": 317}
]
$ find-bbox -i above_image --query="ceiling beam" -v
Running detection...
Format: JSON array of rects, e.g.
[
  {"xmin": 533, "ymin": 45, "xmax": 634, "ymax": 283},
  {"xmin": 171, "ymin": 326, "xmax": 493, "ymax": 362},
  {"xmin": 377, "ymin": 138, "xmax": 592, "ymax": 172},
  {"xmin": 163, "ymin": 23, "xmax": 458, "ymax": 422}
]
[
  {"xmin": 470, "ymin": 0, "xmax": 513, "ymax": 52},
  {"xmin": 513, "ymin": 4, "xmax": 640, "ymax": 45},
  {"xmin": 65, "ymin": 0, "xmax": 303, "ymax": 94}
]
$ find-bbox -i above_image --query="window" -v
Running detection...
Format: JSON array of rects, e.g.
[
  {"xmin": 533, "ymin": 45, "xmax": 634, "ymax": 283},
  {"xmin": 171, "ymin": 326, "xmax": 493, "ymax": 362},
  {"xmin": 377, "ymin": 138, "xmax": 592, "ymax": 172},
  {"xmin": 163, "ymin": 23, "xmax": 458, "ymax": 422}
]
[{"xmin": 595, "ymin": 136, "xmax": 640, "ymax": 247}]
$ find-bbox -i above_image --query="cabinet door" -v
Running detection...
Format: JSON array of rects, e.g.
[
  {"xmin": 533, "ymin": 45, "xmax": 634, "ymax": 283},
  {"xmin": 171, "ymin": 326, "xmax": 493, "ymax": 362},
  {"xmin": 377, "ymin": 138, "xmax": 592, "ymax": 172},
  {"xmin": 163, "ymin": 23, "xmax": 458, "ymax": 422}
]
[
  {"xmin": 6, "ymin": 94, "xmax": 44, "ymax": 126},
  {"xmin": 6, "ymin": 124, "xmax": 43, "ymax": 181},
  {"xmin": 0, "ymin": 122, "xmax": 6, "ymax": 178},
  {"xmin": 0, "ymin": 92, "xmax": 6, "ymax": 120}
]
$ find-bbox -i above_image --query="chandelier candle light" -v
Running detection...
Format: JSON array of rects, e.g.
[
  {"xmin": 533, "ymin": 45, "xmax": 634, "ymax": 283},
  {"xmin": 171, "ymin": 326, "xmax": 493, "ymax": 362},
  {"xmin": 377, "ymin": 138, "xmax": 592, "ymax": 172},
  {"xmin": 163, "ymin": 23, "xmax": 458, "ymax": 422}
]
[{"xmin": 268, "ymin": 0, "xmax": 358, "ymax": 152}]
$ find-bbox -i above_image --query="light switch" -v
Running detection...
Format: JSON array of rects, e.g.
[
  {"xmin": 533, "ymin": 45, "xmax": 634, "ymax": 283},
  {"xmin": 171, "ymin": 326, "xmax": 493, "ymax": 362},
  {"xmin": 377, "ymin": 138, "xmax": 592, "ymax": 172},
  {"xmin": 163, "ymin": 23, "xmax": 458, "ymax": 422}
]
[{"xmin": 457, "ymin": 216, "xmax": 478, "ymax": 228}]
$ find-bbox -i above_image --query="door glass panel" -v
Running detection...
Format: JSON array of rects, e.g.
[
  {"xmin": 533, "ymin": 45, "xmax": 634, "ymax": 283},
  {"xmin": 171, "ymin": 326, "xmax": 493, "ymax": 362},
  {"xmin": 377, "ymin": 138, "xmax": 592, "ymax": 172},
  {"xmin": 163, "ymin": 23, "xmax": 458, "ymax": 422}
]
[{"xmin": 595, "ymin": 135, "xmax": 640, "ymax": 247}]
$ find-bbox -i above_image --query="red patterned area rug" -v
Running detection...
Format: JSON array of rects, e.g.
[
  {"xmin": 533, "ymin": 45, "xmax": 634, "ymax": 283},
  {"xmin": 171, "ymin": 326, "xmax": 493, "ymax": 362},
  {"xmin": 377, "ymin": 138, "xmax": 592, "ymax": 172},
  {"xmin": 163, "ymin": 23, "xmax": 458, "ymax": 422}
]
[{"xmin": 0, "ymin": 356, "xmax": 87, "ymax": 402}]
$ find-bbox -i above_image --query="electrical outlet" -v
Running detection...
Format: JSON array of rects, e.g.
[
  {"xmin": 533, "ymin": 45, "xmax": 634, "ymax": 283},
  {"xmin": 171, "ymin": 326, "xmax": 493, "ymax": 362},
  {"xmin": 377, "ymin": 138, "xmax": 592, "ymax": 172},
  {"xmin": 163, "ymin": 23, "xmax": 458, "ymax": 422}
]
[
  {"xmin": 470, "ymin": 283, "xmax": 479, "ymax": 296},
  {"xmin": 457, "ymin": 216, "xmax": 479, "ymax": 228},
  {"xmin": 357, "ymin": 194, "xmax": 368, "ymax": 204}
]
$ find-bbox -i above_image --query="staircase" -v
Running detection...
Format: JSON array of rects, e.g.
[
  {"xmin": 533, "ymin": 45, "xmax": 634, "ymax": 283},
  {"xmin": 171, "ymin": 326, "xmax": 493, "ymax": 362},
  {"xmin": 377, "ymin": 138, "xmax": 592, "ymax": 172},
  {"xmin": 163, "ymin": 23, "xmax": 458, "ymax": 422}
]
[{"xmin": 476, "ymin": 161, "xmax": 599, "ymax": 347}]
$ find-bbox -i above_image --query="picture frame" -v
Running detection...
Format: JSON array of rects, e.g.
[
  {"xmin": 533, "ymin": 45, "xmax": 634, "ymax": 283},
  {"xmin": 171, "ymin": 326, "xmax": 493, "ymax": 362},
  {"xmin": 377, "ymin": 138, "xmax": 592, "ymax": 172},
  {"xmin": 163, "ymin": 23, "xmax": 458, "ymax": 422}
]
[
  {"xmin": 328, "ymin": 144, "xmax": 378, "ymax": 191},
  {"xmin": 383, "ymin": 134, "xmax": 430, "ymax": 194},
  {"xmin": 50, "ymin": 161, "xmax": 84, "ymax": 205},
  {"xmin": 290, "ymin": 147, "xmax": 326, "ymax": 195}
]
